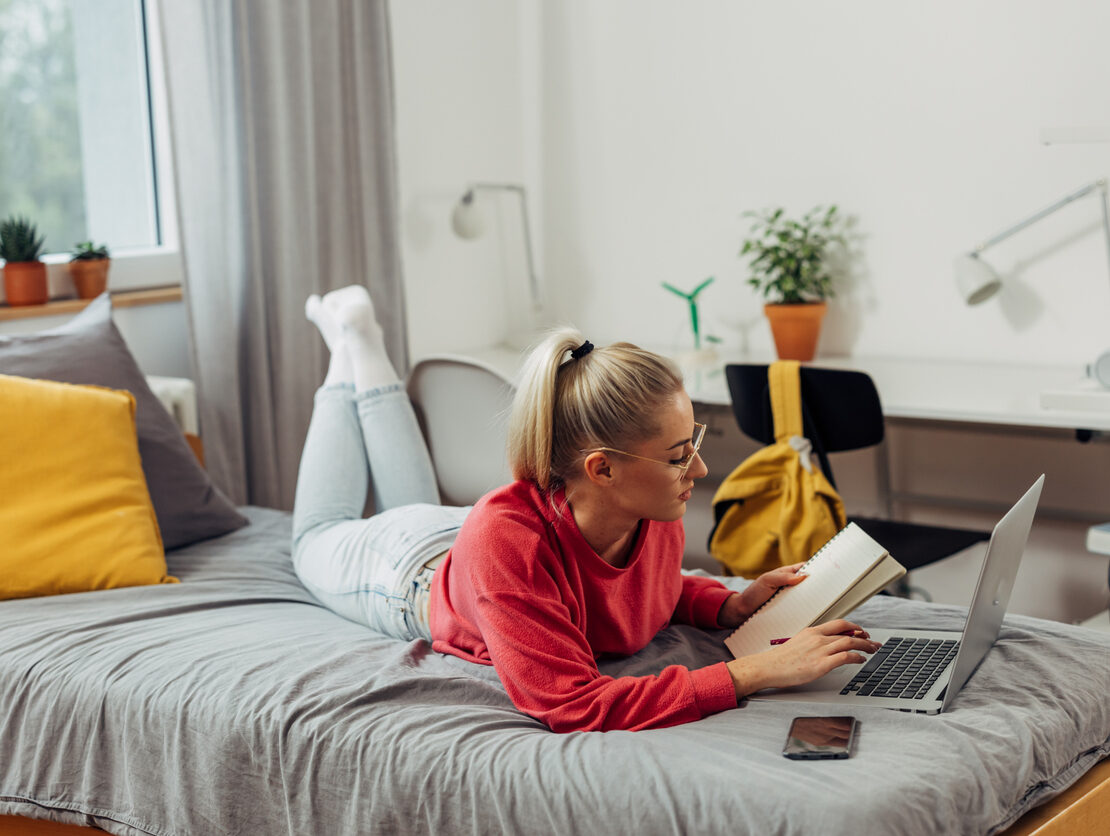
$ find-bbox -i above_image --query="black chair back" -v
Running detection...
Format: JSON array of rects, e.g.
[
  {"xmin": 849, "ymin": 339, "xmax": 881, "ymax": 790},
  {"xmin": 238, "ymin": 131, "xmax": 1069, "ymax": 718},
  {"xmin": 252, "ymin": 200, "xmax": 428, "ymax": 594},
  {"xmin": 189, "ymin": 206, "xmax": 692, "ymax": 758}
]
[
  {"xmin": 724, "ymin": 364, "xmax": 886, "ymax": 488},
  {"xmin": 721, "ymin": 363, "xmax": 991, "ymax": 576}
]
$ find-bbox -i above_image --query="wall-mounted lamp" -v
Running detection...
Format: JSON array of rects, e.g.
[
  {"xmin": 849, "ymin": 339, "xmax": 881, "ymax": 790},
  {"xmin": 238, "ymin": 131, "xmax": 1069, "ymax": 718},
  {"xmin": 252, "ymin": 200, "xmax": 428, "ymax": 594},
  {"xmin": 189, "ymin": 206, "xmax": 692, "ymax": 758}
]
[
  {"xmin": 955, "ymin": 178, "xmax": 1110, "ymax": 305},
  {"xmin": 452, "ymin": 183, "xmax": 542, "ymax": 311},
  {"xmin": 955, "ymin": 178, "xmax": 1110, "ymax": 387}
]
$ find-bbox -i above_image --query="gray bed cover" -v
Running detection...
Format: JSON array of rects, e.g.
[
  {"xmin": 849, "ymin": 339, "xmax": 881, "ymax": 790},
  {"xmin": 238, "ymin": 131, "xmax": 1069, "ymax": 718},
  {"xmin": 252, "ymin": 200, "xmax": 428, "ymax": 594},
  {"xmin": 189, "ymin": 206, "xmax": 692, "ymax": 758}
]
[{"xmin": 1, "ymin": 507, "xmax": 1108, "ymax": 836}]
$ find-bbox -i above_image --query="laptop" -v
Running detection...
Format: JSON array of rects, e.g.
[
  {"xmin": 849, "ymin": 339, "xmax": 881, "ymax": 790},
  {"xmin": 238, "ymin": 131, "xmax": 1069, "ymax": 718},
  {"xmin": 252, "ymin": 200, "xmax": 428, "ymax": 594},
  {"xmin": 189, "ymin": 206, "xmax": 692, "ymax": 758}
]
[{"xmin": 748, "ymin": 474, "xmax": 1045, "ymax": 715}]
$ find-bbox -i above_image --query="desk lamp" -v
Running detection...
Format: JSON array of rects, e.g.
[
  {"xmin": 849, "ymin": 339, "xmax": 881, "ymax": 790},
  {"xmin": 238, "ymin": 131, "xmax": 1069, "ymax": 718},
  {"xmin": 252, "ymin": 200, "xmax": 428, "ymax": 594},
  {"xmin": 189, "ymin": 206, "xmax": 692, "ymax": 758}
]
[
  {"xmin": 954, "ymin": 178, "xmax": 1110, "ymax": 387},
  {"xmin": 452, "ymin": 183, "xmax": 542, "ymax": 311}
]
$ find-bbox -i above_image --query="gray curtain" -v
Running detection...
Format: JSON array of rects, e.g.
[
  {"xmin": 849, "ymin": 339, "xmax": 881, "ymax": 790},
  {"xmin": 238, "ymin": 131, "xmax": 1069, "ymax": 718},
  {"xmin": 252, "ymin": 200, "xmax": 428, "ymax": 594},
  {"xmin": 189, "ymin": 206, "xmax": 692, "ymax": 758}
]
[{"xmin": 157, "ymin": 0, "xmax": 407, "ymax": 509}]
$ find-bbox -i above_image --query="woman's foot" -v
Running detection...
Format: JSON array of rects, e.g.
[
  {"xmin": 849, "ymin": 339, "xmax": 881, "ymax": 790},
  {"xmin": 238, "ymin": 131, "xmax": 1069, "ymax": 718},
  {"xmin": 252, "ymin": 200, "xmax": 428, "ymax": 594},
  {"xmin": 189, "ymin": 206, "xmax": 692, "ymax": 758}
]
[
  {"xmin": 306, "ymin": 292, "xmax": 353, "ymax": 386},
  {"xmin": 305, "ymin": 293, "xmax": 342, "ymax": 350},
  {"xmin": 320, "ymin": 285, "xmax": 398, "ymax": 390},
  {"xmin": 321, "ymin": 285, "xmax": 385, "ymax": 346}
]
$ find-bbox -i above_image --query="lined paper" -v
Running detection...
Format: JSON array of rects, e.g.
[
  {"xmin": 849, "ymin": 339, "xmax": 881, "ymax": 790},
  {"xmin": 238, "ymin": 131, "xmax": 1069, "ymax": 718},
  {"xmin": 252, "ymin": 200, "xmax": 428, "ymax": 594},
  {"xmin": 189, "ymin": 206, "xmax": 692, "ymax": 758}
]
[{"xmin": 725, "ymin": 523, "xmax": 890, "ymax": 658}]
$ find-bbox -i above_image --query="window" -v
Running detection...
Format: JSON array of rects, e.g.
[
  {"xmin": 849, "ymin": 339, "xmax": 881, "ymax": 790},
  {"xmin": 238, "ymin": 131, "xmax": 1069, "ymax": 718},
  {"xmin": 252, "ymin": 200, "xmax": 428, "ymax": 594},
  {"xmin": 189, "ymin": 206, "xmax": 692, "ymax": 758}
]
[{"xmin": 0, "ymin": 0, "xmax": 180, "ymax": 294}]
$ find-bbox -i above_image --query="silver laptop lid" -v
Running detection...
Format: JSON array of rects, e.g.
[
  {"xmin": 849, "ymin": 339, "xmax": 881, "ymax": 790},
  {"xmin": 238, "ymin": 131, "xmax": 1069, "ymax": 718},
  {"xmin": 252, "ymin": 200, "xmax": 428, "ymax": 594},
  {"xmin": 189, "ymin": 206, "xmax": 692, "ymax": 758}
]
[{"xmin": 940, "ymin": 474, "xmax": 1045, "ymax": 711}]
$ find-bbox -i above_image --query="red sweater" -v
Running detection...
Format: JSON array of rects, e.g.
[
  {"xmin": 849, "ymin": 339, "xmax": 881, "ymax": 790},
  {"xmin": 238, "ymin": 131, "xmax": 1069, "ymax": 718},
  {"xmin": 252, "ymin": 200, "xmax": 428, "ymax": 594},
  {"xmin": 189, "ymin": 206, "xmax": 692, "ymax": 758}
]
[{"xmin": 430, "ymin": 480, "xmax": 737, "ymax": 732}]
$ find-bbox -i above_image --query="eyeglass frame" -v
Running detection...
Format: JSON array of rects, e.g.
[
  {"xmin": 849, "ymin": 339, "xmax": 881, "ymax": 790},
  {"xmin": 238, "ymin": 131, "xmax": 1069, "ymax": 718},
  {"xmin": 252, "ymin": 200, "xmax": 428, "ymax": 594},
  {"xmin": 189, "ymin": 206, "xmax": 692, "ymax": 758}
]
[{"xmin": 581, "ymin": 422, "xmax": 706, "ymax": 479}]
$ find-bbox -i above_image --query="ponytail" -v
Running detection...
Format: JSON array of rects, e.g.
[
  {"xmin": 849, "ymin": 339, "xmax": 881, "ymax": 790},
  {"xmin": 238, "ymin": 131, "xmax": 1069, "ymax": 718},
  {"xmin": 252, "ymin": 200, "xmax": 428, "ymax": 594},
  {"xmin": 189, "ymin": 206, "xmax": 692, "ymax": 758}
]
[{"xmin": 506, "ymin": 328, "xmax": 684, "ymax": 493}]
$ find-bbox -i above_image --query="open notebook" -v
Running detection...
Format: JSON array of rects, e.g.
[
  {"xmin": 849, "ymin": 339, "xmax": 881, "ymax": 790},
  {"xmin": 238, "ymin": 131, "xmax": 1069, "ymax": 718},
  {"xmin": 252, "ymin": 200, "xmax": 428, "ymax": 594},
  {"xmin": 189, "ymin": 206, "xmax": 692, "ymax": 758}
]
[{"xmin": 725, "ymin": 523, "xmax": 905, "ymax": 658}]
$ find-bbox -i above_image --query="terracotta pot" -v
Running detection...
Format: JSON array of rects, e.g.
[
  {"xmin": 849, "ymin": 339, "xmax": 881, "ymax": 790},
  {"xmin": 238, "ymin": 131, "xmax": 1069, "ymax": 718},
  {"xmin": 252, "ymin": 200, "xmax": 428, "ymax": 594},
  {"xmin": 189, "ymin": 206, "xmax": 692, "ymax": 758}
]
[
  {"xmin": 67, "ymin": 258, "xmax": 111, "ymax": 299},
  {"xmin": 763, "ymin": 301, "xmax": 827, "ymax": 361},
  {"xmin": 2, "ymin": 260, "xmax": 49, "ymax": 306}
]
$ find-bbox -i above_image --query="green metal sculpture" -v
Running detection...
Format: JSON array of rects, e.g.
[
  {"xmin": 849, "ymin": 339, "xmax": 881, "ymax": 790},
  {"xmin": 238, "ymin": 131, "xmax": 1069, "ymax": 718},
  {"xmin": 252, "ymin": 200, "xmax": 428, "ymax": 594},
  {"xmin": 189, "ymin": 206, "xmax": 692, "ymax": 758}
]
[{"xmin": 662, "ymin": 276, "xmax": 716, "ymax": 350}]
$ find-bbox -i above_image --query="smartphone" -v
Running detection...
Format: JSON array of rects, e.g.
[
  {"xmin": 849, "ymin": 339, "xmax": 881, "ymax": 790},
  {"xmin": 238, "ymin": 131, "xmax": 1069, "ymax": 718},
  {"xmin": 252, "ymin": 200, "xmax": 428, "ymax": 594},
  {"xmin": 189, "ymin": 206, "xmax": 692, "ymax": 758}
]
[{"xmin": 782, "ymin": 715, "xmax": 859, "ymax": 760}]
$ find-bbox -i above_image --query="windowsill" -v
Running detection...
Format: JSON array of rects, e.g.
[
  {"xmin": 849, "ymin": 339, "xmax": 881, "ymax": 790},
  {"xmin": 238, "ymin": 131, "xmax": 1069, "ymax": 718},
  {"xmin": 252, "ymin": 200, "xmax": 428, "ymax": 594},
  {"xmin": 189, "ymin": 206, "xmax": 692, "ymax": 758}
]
[{"xmin": 0, "ymin": 285, "xmax": 183, "ymax": 322}]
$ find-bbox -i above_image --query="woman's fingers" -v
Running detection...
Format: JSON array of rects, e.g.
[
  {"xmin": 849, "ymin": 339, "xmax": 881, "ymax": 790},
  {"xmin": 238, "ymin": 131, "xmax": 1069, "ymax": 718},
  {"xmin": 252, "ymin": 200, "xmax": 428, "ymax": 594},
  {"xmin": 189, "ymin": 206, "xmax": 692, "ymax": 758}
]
[
  {"xmin": 838, "ymin": 652, "xmax": 866, "ymax": 667},
  {"xmin": 817, "ymin": 618, "xmax": 861, "ymax": 635},
  {"xmin": 812, "ymin": 620, "xmax": 875, "ymax": 642},
  {"xmin": 761, "ymin": 571, "xmax": 800, "ymax": 590},
  {"xmin": 834, "ymin": 635, "xmax": 882, "ymax": 654},
  {"xmin": 813, "ymin": 648, "xmax": 871, "ymax": 677},
  {"xmin": 802, "ymin": 631, "xmax": 881, "ymax": 661}
]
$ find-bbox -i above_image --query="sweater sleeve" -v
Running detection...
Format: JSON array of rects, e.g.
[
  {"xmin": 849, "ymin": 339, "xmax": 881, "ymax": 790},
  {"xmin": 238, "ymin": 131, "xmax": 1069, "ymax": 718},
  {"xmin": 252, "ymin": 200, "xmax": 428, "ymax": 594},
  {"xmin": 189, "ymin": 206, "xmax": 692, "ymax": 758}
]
[
  {"xmin": 672, "ymin": 574, "xmax": 736, "ymax": 628},
  {"xmin": 472, "ymin": 587, "xmax": 737, "ymax": 732}
]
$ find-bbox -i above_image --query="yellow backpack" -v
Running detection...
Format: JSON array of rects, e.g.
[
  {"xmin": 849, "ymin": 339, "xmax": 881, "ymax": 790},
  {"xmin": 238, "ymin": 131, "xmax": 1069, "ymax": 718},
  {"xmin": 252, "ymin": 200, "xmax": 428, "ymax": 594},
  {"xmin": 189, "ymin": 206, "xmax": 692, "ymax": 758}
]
[{"xmin": 708, "ymin": 361, "xmax": 847, "ymax": 578}]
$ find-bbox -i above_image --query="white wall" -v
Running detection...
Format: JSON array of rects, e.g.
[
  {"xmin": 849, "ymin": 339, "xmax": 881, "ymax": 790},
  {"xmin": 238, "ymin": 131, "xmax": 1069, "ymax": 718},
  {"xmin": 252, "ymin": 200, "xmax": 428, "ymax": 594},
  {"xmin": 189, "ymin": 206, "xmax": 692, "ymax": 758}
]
[
  {"xmin": 392, "ymin": 2, "xmax": 1110, "ymax": 364},
  {"xmin": 389, "ymin": 1, "xmax": 1110, "ymax": 623},
  {"xmin": 391, "ymin": 0, "xmax": 546, "ymax": 357},
  {"xmin": 537, "ymin": 1, "xmax": 1110, "ymax": 366},
  {"xmin": 0, "ymin": 300, "xmax": 192, "ymax": 378}
]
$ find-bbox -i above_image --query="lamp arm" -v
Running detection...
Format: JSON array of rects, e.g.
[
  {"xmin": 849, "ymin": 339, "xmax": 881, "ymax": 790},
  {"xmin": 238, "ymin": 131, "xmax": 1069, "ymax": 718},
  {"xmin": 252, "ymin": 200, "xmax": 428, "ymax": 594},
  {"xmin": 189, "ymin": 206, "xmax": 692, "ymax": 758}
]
[
  {"xmin": 975, "ymin": 179, "xmax": 1109, "ymax": 255},
  {"xmin": 1099, "ymin": 182, "xmax": 1110, "ymax": 288},
  {"xmin": 467, "ymin": 183, "xmax": 542, "ymax": 310}
]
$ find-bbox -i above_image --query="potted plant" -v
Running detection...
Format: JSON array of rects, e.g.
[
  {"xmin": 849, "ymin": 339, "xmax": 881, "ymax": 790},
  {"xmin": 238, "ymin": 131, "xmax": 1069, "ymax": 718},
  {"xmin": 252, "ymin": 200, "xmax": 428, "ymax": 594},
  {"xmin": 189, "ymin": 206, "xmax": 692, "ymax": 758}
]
[
  {"xmin": 0, "ymin": 215, "xmax": 48, "ymax": 307},
  {"xmin": 67, "ymin": 240, "xmax": 111, "ymax": 299},
  {"xmin": 740, "ymin": 204, "xmax": 846, "ymax": 361}
]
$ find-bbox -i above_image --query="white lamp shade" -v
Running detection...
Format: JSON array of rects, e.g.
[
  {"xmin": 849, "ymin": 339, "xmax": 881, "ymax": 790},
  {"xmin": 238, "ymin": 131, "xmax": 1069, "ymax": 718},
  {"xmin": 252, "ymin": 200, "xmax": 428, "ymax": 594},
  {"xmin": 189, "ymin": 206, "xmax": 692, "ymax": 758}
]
[
  {"xmin": 954, "ymin": 254, "xmax": 1002, "ymax": 305},
  {"xmin": 1091, "ymin": 350, "xmax": 1110, "ymax": 388},
  {"xmin": 451, "ymin": 197, "xmax": 485, "ymax": 240}
]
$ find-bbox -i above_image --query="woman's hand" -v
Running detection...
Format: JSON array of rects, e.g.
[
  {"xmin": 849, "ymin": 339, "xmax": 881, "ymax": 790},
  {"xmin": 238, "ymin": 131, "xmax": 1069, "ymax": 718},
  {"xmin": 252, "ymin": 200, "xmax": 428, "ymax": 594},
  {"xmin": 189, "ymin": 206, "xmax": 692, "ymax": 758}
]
[
  {"xmin": 717, "ymin": 563, "xmax": 807, "ymax": 628},
  {"xmin": 723, "ymin": 619, "xmax": 881, "ymax": 699}
]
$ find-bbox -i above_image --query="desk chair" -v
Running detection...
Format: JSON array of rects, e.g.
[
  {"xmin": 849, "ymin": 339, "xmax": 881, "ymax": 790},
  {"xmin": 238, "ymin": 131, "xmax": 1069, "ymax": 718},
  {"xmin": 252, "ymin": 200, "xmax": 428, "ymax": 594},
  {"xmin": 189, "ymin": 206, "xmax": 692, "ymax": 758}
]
[
  {"xmin": 407, "ymin": 356, "xmax": 515, "ymax": 506},
  {"xmin": 723, "ymin": 364, "xmax": 990, "ymax": 593}
]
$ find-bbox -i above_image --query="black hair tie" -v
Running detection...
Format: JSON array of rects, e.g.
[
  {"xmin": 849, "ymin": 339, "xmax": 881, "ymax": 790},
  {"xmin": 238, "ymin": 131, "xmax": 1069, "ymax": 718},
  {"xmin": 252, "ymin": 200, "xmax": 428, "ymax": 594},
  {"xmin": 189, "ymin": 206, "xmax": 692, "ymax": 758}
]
[{"xmin": 570, "ymin": 340, "xmax": 594, "ymax": 360}]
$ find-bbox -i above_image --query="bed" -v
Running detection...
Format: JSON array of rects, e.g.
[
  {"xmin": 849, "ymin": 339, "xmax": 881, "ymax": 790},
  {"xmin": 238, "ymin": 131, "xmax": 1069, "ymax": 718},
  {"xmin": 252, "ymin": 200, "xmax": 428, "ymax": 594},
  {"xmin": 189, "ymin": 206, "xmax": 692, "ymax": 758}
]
[
  {"xmin": 1, "ymin": 504, "xmax": 1108, "ymax": 836},
  {"xmin": 3, "ymin": 298, "xmax": 1110, "ymax": 835}
]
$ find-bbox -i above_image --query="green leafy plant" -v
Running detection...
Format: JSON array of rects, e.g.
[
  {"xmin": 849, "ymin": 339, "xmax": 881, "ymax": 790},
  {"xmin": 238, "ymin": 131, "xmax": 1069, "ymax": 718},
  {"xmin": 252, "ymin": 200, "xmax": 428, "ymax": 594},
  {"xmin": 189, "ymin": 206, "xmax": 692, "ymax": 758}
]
[
  {"xmin": 0, "ymin": 216, "xmax": 47, "ymax": 263},
  {"xmin": 70, "ymin": 240, "xmax": 110, "ymax": 261},
  {"xmin": 739, "ymin": 205, "xmax": 846, "ymax": 304}
]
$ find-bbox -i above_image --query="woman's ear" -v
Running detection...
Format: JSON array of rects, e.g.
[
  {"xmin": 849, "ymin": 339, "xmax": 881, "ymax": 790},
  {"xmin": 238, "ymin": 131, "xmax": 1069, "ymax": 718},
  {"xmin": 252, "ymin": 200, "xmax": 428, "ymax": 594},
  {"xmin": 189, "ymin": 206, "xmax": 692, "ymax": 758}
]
[{"xmin": 581, "ymin": 451, "xmax": 614, "ymax": 487}]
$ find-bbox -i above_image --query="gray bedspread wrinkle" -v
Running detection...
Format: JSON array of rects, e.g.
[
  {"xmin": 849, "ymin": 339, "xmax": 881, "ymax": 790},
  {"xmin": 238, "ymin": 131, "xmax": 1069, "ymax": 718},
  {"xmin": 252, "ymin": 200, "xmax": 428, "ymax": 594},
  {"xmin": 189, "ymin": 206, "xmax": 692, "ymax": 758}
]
[{"xmin": 0, "ymin": 506, "xmax": 1107, "ymax": 836}]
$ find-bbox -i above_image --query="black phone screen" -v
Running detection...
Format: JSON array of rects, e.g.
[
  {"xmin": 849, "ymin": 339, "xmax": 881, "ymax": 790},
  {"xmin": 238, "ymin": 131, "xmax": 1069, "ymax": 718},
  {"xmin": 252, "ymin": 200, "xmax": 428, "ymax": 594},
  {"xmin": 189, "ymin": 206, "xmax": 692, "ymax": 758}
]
[{"xmin": 782, "ymin": 715, "xmax": 859, "ymax": 760}]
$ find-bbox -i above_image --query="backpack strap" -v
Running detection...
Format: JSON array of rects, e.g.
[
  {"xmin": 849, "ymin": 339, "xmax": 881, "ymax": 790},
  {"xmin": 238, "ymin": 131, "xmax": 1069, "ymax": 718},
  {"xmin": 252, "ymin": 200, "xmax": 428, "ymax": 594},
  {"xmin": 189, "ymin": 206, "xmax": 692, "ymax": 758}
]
[{"xmin": 768, "ymin": 361, "xmax": 803, "ymax": 443}]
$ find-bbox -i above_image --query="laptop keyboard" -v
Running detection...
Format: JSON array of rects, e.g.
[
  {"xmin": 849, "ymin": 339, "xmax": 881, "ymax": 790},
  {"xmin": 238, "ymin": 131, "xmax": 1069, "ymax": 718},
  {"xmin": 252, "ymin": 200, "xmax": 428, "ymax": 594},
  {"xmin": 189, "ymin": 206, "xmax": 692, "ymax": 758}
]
[{"xmin": 840, "ymin": 636, "xmax": 959, "ymax": 700}]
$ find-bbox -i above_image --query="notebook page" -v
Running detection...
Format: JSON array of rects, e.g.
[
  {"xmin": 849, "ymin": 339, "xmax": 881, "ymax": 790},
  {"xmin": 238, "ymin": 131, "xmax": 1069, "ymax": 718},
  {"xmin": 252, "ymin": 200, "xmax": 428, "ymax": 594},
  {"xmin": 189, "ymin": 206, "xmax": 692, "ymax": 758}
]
[
  {"xmin": 725, "ymin": 523, "xmax": 888, "ymax": 658},
  {"xmin": 817, "ymin": 555, "xmax": 907, "ymax": 624}
]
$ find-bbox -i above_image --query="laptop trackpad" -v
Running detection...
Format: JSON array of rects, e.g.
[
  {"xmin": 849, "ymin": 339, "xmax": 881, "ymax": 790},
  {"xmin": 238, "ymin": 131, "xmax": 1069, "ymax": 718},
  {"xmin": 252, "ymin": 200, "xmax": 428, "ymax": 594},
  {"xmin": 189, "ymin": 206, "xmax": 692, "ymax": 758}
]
[{"xmin": 758, "ymin": 663, "xmax": 857, "ymax": 696}]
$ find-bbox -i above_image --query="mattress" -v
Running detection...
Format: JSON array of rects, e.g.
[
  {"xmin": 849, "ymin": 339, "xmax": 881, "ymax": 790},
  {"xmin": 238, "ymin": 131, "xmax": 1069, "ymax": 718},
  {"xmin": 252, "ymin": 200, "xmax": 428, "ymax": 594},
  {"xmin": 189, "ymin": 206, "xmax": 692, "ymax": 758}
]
[{"xmin": 1, "ymin": 506, "xmax": 1108, "ymax": 835}]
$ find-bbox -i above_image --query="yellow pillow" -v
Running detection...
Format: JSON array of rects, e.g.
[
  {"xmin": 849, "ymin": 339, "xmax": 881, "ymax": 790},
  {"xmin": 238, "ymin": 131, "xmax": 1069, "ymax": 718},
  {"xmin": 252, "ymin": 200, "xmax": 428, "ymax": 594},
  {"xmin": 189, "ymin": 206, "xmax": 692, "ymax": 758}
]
[{"xmin": 0, "ymin": 373, "xmax": 177, "ymax": 599}]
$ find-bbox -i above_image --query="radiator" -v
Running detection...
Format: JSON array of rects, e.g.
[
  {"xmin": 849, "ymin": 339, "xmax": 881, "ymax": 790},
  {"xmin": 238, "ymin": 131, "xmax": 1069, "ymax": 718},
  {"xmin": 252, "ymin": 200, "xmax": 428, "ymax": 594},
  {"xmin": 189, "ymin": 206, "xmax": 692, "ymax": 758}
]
[{"xmin": 145, "ymin": 375, "xmax": 199, "ymax": 435}]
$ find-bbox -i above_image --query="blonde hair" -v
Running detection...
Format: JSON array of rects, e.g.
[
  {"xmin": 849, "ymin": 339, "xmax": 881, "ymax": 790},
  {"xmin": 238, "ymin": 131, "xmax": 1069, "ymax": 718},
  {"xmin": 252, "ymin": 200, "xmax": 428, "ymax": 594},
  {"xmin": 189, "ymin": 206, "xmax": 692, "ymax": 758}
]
[{"xmin": 507, "ymin": 328, "xmax": 685, "ymax": 493}]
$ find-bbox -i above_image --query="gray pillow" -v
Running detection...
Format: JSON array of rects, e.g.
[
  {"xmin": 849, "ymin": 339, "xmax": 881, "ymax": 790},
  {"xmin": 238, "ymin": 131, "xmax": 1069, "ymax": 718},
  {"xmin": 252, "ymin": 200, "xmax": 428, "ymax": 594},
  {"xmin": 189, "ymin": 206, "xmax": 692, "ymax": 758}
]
[{"xmin": 0, "ymin": 294, "xmax": 248, "ymax": 549}]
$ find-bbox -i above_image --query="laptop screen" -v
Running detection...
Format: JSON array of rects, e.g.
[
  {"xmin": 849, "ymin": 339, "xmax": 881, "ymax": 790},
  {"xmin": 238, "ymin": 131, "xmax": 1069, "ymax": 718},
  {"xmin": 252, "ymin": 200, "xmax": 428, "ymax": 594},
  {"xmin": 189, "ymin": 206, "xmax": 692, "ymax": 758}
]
[{"xmin": 940, "ymin": 475, "xmax": 1044, "ymax": 711}]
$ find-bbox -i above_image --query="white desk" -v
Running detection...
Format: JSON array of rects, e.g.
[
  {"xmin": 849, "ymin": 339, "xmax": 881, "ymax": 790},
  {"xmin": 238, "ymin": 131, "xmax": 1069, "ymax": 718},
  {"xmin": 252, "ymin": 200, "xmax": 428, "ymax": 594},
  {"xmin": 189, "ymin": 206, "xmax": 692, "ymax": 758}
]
[{"xmin": 683, "ymin": 354, "xmax": 1110, "ymax": 433}]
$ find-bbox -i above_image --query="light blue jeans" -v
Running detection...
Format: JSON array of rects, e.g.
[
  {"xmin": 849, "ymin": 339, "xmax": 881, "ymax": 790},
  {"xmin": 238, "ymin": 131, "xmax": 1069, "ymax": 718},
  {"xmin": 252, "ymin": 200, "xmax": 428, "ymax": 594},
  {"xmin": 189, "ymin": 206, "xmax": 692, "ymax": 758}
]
[{"xmin": 292, "ymin": 383, "xmax": 470, "ymax": 640}]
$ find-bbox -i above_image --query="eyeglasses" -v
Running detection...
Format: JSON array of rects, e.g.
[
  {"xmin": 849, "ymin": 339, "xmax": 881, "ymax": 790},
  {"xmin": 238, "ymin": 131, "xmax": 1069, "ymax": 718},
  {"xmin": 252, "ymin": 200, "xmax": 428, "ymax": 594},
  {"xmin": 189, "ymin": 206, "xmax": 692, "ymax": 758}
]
[{"xmin": 583, "ymin": 422, "xmax": 706, "ymax": 480}]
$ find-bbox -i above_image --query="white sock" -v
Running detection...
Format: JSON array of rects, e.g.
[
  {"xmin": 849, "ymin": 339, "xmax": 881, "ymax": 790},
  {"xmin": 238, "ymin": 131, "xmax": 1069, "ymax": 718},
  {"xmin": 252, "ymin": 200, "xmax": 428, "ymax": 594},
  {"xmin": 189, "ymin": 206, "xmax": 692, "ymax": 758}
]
[
  {"xmin": 306, "ymin": 293, "xmax": 354, "ymax": 385},
  {"xmin": 322, "ymin": 285, "xmax": 400, "ymax": 390}
]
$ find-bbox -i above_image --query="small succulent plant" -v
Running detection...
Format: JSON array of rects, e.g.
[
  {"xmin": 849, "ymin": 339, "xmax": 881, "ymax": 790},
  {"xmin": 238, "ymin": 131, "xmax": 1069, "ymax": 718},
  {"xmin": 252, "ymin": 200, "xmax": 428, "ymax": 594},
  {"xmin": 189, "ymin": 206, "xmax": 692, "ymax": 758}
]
[
  {"xmin": 0, "ymin": 216, "xmax": 47, "ymax": 263},
  {"xmin": 70, "ymin": 240, "xmax": 111, "ymax": 261}
]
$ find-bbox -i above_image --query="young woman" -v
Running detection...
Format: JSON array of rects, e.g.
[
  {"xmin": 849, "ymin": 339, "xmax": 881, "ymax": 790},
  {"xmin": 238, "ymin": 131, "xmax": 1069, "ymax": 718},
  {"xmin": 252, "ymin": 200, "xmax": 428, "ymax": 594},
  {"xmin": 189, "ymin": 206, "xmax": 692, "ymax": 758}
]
[{"xmin": 293, "ymin": 285, "xmax": 880, "ymax": 733}]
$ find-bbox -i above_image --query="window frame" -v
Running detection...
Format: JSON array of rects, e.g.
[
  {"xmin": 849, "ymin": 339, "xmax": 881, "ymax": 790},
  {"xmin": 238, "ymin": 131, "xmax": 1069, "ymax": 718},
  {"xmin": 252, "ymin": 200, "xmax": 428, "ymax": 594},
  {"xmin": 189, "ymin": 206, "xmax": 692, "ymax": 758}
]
[
  {"xmin": 3, "ymin": 0, "xmax": 183, "ymax": 304},
  {"xmin": 95, "ymin": 0, "xmax": 183, "ymax": 294}
]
